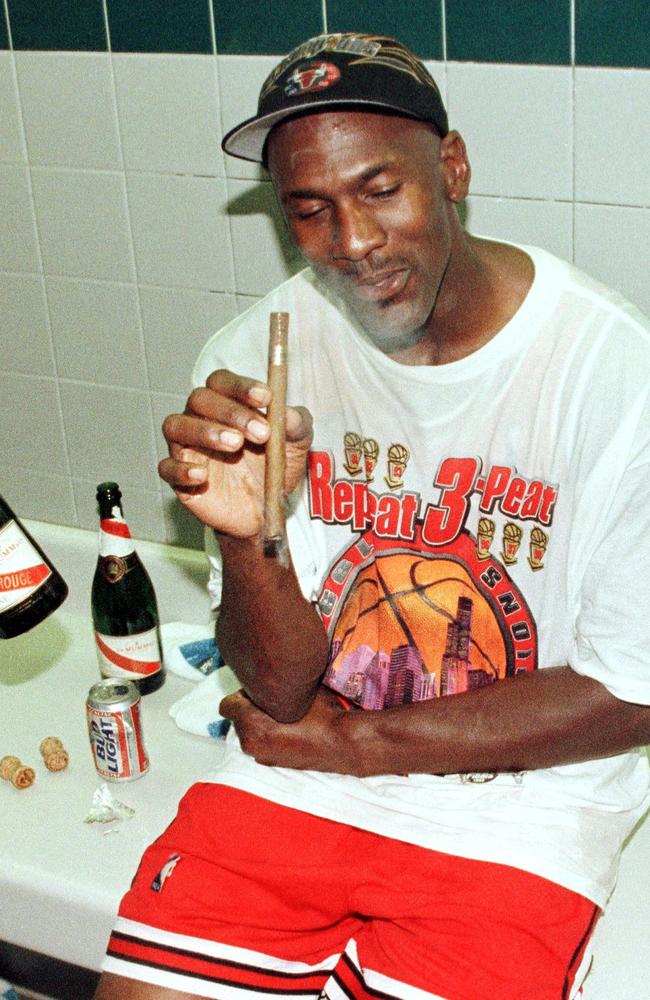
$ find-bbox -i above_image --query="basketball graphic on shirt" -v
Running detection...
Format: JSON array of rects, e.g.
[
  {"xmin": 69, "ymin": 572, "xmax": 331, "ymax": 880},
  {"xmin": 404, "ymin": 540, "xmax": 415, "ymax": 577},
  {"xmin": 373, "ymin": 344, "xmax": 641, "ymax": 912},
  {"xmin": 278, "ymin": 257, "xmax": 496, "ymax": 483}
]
[{"xmin": 320, "ymin": 528, "xmax": 537, "ymax": 710}]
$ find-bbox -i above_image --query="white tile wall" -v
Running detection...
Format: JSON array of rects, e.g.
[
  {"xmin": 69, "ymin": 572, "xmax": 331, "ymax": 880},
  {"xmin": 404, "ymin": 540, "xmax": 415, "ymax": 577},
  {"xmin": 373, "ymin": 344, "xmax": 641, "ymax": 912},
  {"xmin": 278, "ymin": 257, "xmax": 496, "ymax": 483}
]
[
  {"xmin": 1, "ymin": 51, "xmax": 649, "ymax": 547},
  {"xmin": 1, "ymin": 164, "xmax": 41, "ymax": 270},
  {"xmin": 46, "ymin": 276, "xmax": 147, "ymax": 387},
  {"xmin": 217, "ymin": 54, "xmax": 279, "ymax": 181},
  {"xmin": 71, "ymin": 476, "xmax": 165, "ymax": 540},
  {"xmin": 6, "ymin": 467, "xmax": 77, "ymax": 524},
  {"xmin": 58, "ymin": 381, "xmax": 159, "ymax": 489},
  {"xmin": 0, "ymin": 51, "xmax": 25, "ymax": 163},
  {"xmin": 446, "ymin": 63, "xmax": 574, "ymax": 200},
  {"xmin": 140, "ymin": 285, "xmax": 237, "ymax": 392},
  {"xmin": 466, "ymin": 196, "xmax": 574, "ymax": 262},
  {"xmin": 575, "ymin": 203, "xmax": 650, "ymax": 315},
  {"xmin": 575, "ymin": 68, "xmax": 650, "ymax": 206},
  {"xmin": 227, "ymin": 176, "xmax": 302, "ymax": 295},
  {"xmin": 31, "ymin": 167, "xmax": 136, "ymax": 281},
  {"xmin": 113, "ymin": 54, "xmax": 225, "ymax": 177},
  {"xmin": 0, "ymin": 373, "xmax": 69, "ymax": 473},
  {"xmin": 126, "ymin": 172, "xmax": 234, "ymax": 289},
  {"xmin": 0, "ymin": 272, "xmax": 53, "ymax": 376},
  {"xmin": 15, "ymin": 52, "xmax": 121, "ymax": 169}
]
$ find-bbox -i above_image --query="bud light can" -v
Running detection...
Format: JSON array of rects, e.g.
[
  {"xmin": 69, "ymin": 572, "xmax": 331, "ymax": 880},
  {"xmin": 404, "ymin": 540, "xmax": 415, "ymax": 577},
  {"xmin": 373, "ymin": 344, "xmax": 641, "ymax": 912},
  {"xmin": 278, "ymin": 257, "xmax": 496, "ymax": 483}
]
[{"xmin": 86, "ymin": 678, "xmax": 149, "ymax": 781}]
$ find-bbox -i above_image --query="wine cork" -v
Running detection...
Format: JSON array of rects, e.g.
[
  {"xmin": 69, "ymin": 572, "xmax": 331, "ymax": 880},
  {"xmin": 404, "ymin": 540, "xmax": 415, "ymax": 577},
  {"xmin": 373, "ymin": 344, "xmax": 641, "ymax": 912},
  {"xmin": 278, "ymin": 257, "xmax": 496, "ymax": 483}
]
[
  {"xmin": 39, "ymin": 736, "xmax": 69, "ymax": 772},
  {"xmin": 0, "ymin": 755, "xmax": 36, "ymax": 789}
]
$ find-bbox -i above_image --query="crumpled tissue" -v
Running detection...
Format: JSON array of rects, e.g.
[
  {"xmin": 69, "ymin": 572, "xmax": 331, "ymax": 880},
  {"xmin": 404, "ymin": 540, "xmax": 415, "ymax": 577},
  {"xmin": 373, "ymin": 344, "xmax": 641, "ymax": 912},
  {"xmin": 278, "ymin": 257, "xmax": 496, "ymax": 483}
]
[{"xmin": 84, "ymin": 783, "xmax": 135, "ymax": 824}]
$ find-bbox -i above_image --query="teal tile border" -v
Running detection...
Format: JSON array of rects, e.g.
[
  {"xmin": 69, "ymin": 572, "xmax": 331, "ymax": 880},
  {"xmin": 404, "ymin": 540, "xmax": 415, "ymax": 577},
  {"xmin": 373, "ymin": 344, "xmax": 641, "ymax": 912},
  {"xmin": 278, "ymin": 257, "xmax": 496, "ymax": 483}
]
[
  {"xmin": 446, "ymin": 0, "xmax": 571, "ymax": 66},
  {"xmin": 212, "ymin": 0, "xmax": 323, "ymax": 55},
  {"xmin": 7, "ymin": 0, "xmax": 107, "ymax": 51},
  {"xmin": 108, "ymin": 0, "xmax": 213, "ymax": 54},
  {"xmin": 3, "ymin": 0, "xmax": 649, "ymax": 68},
  {"xmin": 327, "ymin": 0, "xmax": 443, "ymax": 60},
  {"xmin": 576, "ymin": 0, "xmax": 650, "ymax": 68}
]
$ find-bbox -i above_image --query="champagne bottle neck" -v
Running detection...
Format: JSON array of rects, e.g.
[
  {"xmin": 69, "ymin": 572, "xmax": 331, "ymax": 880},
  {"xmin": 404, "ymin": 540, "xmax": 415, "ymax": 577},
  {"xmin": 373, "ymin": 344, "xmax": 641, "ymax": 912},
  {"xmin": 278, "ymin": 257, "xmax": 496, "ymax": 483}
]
[{"xmin": 98, "ymin": 507, "xmax": 135, "ymax": 558}]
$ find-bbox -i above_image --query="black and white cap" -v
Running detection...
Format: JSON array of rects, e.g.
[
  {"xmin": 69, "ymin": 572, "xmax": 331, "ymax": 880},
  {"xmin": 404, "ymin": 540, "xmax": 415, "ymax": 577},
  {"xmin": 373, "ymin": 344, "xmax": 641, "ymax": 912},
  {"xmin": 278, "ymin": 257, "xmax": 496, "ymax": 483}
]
[{"xmin": 222, "ymin": 33, "xmax": 449, "ymax": 164}]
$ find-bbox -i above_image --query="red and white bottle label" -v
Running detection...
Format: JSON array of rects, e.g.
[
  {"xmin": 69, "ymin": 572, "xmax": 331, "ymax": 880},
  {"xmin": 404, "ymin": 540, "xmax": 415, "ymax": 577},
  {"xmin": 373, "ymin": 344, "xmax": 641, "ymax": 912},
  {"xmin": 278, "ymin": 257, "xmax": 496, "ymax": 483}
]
[
  {"xmin": 0, "ymin": 520, "xmax": 52, "ymax": 613},
  {"xmin": 99, "ymin": 510, "xmax": 135, "ymax": 558},
  {"xmin": 95, "ymin": 627, "xmax": 162, "ymax": 679}
]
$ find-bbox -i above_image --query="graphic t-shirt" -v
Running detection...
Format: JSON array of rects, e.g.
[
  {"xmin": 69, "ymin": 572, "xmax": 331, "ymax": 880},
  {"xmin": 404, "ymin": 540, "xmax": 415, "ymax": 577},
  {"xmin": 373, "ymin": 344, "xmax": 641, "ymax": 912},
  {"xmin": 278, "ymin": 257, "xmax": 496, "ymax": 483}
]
[{"xmin": 194, "ymin": 244, "xmax": 650, "ymax": 908}]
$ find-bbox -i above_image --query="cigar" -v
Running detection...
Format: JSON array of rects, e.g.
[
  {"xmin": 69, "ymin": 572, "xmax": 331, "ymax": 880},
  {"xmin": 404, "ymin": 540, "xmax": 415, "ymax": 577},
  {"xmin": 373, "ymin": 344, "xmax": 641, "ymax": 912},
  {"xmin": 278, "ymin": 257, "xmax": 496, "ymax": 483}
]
[{"xmin": 263, "ymin": 312, "xmax": 289, "ymax": 553}]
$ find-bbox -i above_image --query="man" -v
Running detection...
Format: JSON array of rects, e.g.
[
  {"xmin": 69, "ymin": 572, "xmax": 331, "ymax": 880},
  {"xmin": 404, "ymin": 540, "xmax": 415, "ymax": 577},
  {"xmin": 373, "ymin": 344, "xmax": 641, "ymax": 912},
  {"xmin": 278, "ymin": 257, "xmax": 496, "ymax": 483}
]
[{"xmin": 95, "ymin": 34, "xmax": 650, "ymax": 1000}]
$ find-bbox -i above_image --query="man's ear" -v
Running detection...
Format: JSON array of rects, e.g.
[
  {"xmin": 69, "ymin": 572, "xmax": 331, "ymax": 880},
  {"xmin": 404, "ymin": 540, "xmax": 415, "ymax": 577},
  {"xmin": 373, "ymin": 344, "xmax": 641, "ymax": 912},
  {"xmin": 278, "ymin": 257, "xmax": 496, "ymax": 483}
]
[{"xmin": 440, "ymin": 131, "xmax": 471, "ymax": 203}]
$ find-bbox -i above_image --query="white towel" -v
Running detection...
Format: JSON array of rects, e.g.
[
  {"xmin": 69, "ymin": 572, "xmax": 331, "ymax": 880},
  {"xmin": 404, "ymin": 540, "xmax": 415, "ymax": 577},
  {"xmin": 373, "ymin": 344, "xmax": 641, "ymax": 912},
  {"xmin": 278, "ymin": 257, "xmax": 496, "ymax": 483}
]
[
  {"xmin": 161, "ymin": 621, "xmax": 222, "ymax": 682},
  {"xmin": 168, "ymin": 666, "xmax": 241, "ymax": 739}
]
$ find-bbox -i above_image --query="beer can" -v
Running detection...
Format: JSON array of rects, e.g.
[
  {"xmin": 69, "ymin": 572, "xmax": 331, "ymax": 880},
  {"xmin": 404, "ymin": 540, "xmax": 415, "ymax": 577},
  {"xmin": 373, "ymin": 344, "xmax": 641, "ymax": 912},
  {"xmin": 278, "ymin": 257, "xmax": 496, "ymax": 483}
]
[{"xmin": 86, "ymin": 678, "xmax": 149, "ymax": 781}]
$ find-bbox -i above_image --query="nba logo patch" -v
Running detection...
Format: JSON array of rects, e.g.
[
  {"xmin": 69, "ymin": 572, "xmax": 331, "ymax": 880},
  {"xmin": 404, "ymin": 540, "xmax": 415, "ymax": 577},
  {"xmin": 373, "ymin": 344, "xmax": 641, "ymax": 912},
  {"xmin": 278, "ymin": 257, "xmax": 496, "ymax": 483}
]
[
  {"xmin": 285, "ymin": 61, "xmax": 341, "ymax": 96},
  {"xmin": 151, "ymin": 853, "xmax": 182, "ymax": 892}
]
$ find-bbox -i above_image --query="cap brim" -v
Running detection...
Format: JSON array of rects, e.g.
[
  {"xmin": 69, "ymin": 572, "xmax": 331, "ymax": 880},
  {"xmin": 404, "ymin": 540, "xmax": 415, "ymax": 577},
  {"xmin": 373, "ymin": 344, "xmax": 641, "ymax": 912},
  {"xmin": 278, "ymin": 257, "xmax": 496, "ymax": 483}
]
[{"xmin": 221, "ymin": 98, "xmax": 422, "ymax": 164}]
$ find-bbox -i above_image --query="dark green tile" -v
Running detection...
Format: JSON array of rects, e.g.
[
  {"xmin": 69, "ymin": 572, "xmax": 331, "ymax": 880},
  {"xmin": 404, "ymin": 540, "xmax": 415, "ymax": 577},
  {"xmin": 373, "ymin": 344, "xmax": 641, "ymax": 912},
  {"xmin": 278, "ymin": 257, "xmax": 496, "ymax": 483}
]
[
  {"xmin": 108, "ymin": 0, "xmax": 213, "ymax": 54},
  {"xmin": 0, "ymin": 7, "xmax": 8, "ymax": 48},
  {"xmin": 446, "ymin": 0, "xmax": 571, "ymax": 65},
  {"xmin": 213, "ymin": 0, "xmax": 323, "ymax": 54},
  {"xmin": 576, "ymin": 0, "xmax": 650, "ymax": 68},
  {"xmin": 8, "ymin": 0, "xmax": 107, "ymax": 51},
  {"xmin": 327, "ymin": 0, "xmax": 443, "ymax": 60}
]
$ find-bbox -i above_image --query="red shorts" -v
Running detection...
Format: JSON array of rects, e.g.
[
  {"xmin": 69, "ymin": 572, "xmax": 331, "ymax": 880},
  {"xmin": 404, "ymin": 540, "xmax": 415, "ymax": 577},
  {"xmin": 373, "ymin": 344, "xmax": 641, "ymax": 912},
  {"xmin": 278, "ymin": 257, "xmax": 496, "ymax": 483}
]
[{"xmin": 104, "ymin": 784, "xmax": 599, "ymax": 1000}]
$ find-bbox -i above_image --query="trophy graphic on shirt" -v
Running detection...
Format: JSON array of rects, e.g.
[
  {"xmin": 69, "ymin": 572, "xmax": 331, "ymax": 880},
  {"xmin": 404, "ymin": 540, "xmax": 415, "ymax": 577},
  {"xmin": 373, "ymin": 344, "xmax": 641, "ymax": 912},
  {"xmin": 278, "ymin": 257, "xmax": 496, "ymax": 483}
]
[
  {"xmin": 501, "ymin": 522, "xmax": 523, "ymax": 565},
  {"xmin": 343, "ymin": 432, "xmax": 363, "ymax": 475},
  {"xmin": 528, "ymin": 526, "xmax": 548, "ymax": 571},
  {"xmin": 476, "ymin": 517, "xmax": 496, "ymax": 560},
  {"xmin": 362, "ymin": 438, "xmax": 380, "ymax": 482},
  {"xmin": 384, "ymin": 443, "xmax": 409, "ymax": 489}
]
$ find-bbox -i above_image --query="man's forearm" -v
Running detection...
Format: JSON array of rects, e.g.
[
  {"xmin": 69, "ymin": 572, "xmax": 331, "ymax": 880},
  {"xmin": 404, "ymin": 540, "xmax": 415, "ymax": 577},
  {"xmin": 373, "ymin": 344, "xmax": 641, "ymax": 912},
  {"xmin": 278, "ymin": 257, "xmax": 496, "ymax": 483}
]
[
  {"xmin": 343, "ymin": 665, "xmax": 650, "ymax": 776},
  {"xmin": 215, "ymin": 532, "xmax": 328, "ymax": 722}
]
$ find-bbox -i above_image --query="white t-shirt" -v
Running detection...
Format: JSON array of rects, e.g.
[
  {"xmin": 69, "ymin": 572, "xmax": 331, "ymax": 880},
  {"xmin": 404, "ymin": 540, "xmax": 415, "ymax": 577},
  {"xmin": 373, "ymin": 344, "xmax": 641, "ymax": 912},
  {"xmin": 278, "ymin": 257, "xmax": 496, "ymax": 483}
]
[{"xmin": 194, "ymin": 244, "xmax": 650, "ymax": 908}]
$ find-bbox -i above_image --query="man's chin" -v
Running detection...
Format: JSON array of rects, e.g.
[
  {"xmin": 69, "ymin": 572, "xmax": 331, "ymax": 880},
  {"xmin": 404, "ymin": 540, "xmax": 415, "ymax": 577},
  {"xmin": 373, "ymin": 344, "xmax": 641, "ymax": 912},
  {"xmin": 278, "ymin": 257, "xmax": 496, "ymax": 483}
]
[
  {"xmin": 349, "ymin": 302, "xmax": 430, "ymax": 355},
  {"xmin": 363, "ymin": 326, "xmax": 429, "ymax": 357}
]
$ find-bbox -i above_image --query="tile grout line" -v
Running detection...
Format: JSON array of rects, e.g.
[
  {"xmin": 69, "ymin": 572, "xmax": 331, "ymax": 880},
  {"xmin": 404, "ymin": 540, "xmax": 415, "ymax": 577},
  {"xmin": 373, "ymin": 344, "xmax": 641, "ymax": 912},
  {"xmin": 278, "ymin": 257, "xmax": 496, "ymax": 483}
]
[
  {"xmin": 207, "ymin": 0, "xmax": 217, "ymax": 55},
  {"xmin": 3, "ymin": 0, "xmax": 79, "ymax": 514},
  {"xmin": 441, "ymin": 0, "xmax": 447, "ymax": 63},
  {"xmin": 1, "ymin": 0, "xmax": 9, "ymax": 49},
  {"xmin": 211, "ymin": 2, "xmax": 238, "ymax": 317},
  {"xmin": 570, "ymin": 0, "xmax": 577, "ymax": 265},
  {"xmin": 102, "ymin": 0, "xmax": 167, "ymax": 513}
]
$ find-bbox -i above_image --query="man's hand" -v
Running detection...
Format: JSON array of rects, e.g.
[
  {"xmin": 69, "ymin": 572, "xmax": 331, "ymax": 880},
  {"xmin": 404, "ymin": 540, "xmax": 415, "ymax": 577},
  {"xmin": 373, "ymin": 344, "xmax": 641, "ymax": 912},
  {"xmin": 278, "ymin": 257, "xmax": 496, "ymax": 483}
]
[
  {"xmin": 220, "ymin": 687, "xmax": 355, "ymax": 772},
  {"xmin": 159, "ymin": 369, "xmax": 313, "ymax": 537}
]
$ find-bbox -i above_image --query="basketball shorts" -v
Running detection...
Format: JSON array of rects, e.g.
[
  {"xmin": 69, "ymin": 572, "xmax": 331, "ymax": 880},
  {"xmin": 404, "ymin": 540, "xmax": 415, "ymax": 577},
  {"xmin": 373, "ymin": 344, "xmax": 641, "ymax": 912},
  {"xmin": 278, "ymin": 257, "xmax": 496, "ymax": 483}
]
[{"xmin": 103, "ymin": 783, "xmax": 600, "ymax": 1000}]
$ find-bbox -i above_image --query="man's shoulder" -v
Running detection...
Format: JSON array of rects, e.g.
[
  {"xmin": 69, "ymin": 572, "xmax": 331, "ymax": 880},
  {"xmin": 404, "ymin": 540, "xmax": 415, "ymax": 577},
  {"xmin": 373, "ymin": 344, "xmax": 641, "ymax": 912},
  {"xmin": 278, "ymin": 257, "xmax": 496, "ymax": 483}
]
[
  {"xmin": 530, "ymin": 243, "xmax": 650, "ymax": 338},
  {"xmin": 192, "ymin": 267, "xmax": 337, "ymax": 385}
]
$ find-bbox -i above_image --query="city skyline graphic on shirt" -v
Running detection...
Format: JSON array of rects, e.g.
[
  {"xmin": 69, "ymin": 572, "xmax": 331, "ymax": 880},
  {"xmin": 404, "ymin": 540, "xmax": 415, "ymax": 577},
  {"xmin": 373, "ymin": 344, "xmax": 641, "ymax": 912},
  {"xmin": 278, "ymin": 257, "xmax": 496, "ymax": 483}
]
[{"xmin": 322, "ymin": 546, "xmax": 534, "ymax": 710}]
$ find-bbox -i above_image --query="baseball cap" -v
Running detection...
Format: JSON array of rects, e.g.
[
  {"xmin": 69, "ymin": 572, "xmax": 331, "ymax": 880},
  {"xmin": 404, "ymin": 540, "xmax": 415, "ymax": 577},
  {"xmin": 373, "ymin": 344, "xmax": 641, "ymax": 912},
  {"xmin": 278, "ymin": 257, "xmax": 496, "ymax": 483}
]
[{"xmin": 222, "ymin": 33, "xmax": 449, "ymax": 164}]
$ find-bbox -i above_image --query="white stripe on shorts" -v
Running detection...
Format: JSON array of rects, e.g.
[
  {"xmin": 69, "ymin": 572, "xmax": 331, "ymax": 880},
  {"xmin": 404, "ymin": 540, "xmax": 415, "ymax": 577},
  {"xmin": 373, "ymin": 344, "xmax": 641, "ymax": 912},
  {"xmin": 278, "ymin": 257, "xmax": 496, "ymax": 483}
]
[
  {"xmin": 111, "ymin": 916, "xmax": 339, "ymax": 974},
  {"xmin": 336, "ymin": 939, "xmax": 449, "ymax": 1000}
]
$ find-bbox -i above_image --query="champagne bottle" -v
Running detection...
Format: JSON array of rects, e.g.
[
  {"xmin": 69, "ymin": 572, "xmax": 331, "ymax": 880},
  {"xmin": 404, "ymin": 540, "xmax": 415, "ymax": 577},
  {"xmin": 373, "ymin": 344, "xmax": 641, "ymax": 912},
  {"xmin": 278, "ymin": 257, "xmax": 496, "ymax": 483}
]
[
  {"xmin": 0, "ymin": 494, "xmax": 68, "ymax": 639},
  {"xmin": 91, "ymin": 482, "xmax": 165, "ymax": 695}
]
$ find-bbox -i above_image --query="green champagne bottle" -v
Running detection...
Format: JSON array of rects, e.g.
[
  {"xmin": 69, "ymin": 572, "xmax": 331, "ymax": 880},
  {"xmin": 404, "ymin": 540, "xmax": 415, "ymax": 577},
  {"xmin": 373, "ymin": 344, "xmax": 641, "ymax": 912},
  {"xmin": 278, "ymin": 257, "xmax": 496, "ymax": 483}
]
[
  {"xmin": 91, "ymin": 482, "xmax": 165, "ymax": 695},
  {"xmin": 0, "ymin": 492, "xmax": 68, "ymax": 639}
]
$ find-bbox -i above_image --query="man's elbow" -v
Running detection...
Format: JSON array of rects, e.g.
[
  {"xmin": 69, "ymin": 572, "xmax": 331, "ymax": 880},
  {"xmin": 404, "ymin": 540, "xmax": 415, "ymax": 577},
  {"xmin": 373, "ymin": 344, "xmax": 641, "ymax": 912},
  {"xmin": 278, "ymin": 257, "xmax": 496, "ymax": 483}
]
[
  {"xmin": 619, "ymin": 698, "xmax": 650, "ymax": 749},
  {"xmin": 248, "ymin": 677, "xmax": 322, "ymax": 723}
]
